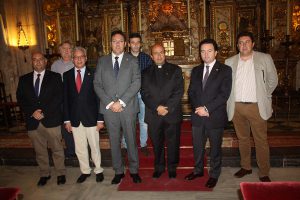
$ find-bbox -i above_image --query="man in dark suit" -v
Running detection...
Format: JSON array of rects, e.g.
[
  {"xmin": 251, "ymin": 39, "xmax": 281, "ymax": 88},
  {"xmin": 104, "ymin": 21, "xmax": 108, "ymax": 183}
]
[
  {"xmin": 185, "ymin": 39, "xmax": 232, "ymax": 188},
  {"xmin": 16, "ymin": 52, "xmax": 66, "ymax": 186},
  {"xmin": 94, "ymin": 30, "xmax": 142, "ymax": 184},
  {"xmin": 64, "ymin": 47, "xmax": 104, "ymax": 183},
  {"xmin": 141, "ymin": 44, "xmax": 184, "ymax": 179}
]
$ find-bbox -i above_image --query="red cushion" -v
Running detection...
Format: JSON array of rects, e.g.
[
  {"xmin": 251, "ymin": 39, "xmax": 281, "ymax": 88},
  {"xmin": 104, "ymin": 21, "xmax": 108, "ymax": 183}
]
[
  {"xmin": 0, "ymin": 187, "xmax": 20, "ymax": 200},
  {"xmin": 240, "ymin": 182, "xmax": 300, "ymax": 200}
]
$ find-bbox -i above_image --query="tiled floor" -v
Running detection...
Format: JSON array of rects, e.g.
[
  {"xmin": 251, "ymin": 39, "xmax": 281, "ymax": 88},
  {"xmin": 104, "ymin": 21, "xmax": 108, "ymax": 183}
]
[{"xmin": 1, "ymin": 166, "xmax": 300, "ymax": 200}]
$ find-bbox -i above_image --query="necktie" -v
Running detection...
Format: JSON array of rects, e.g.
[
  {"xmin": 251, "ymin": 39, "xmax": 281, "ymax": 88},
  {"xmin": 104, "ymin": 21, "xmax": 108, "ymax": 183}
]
[
  {"xmin": 114, "ymin": 56, "xmax": 119, "ymax": 78},
  {"xmin": 76, "ymin": 69, "xmax": 82, "ymax": 93},
  {"xmin": 34, "ymin": 74, "xmax": 41, "ymax": 97},
  {"xmin": 202, "ymin": 65, "xmax": 210, "ymax": 89}
]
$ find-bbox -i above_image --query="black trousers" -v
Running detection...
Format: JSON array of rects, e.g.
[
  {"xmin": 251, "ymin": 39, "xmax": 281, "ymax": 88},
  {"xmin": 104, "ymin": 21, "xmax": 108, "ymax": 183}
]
[{"xmin": 148, "ymin": 120, "xmax": 181, "ymax": 172}]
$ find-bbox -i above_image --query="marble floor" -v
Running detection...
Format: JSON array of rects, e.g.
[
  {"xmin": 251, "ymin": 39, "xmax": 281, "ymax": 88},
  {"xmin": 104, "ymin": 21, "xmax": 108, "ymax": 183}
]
[{"xmin": 0, "ymin": 166, "xmax": 300, "ymax": 200}]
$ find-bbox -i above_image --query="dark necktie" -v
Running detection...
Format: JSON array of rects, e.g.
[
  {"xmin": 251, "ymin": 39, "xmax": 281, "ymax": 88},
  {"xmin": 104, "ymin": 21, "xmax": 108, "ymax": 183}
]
[
  {"xmin": 76, "ymin": 69, "xmax": 82, "ymax": 93},
  {"xmin": 114, "ymin": 56, "xmax": 119, "ymax": 78},
  {"xmin": 202, "ymin": 65, "xmax": 210, "ymax": 89},
  {"xmin": 34, "ymin": 74, "xmax": 41, "ymax": 97}
]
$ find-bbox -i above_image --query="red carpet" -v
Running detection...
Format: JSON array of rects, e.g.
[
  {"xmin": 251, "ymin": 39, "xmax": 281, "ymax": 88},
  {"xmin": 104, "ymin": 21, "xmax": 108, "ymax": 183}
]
[
  {"xmin": 118, "ymin": 169, "xmax": 212, "ymax": 191},
  {"xmin": 119, "ymin": 120, "xmax": 211, "ymax": 191}
]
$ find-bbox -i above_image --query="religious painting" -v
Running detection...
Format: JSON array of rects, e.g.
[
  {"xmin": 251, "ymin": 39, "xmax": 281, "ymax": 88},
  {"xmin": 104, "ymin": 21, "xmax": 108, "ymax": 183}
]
[
  {"xmin": 271, "ymin": 1, "xmax": 288, "ymax": 47},
  {"xmin": 60, "ymin": 15, "xmax": 76, "ymax": 45}
]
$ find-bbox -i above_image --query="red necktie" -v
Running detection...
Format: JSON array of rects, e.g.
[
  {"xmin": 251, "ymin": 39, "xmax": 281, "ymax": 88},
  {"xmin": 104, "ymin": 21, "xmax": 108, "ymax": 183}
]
[{"xmin": 76, "ymin": 69, "xmax": 82, "ymax": 93}]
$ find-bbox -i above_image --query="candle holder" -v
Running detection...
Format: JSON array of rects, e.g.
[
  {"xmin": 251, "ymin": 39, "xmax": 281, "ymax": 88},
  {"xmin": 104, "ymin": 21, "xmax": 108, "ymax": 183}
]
[
  {"xmin": 187, "ymin": 28, "xmax": 195, "ymax": 62},
  {"xmin": 280, "ymin": 35, "xmax": 295, "ymax": 97},
  {"xmin": 261, "ymin": 30, "xmax": 274, "ymax": 53}
]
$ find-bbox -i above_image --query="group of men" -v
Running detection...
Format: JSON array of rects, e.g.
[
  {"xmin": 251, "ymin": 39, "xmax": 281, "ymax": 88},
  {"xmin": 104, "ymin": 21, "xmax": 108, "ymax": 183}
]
[{"xmin": 17, "ymin": 30, "xmax": 278, "ymax": 189}]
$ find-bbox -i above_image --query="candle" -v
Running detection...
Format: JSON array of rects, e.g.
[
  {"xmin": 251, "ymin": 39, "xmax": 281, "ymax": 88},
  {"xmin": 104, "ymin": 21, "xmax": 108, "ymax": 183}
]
[
  {"xmin": 287, "ymin": 0, "xmax": 290, "ymax": 35},
  {"xmin": 0, "ymin": 14, "xmax": 7, "ymax": 45},
  {"xmin": 121, "ymin": 2, "xmax": 124, "ymax": 31},
  {"xmin": 203, "ymin": 0, "xmax": 206, "ymax": 27},
  {"xmin": 138, "ymin": 0, "xmax": 142, "ymax": 32},
  {"xmin": 187, "ymin": 0, "xmax": 191, "ymax": 29},
  {"xmin": 56, "ymin": 11, "xmax": 61, "ymax": 43},
  {"xmin": 266, "ymin": 0, "xmax": 270, "ymax": 29},
  {"xmin": 75, "ymin": 2, "xmax": 79, "ymax": 41},
  {"xmin": 44, "ymin": 21, "xmax": 48, "ymax": 49}
]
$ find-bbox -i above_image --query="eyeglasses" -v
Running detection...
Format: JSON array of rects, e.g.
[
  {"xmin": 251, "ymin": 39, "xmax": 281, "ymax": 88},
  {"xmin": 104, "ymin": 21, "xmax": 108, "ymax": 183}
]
[{"xmin": 73, "ymin": 55, "xmax": 86, "ymax": 60}]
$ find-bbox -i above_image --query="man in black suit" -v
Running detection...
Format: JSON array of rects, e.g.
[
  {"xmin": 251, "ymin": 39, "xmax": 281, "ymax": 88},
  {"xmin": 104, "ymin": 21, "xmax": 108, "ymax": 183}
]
[
  {"xmin": 141, "ymin": 44, "xmax": 184, "ymax": 179},
  {"xmin": 16, "ymin": 52, "xmax": 66, "ymax": 186},
  {"xmin": 185, "ymin": 39, "xmax": 232, "ymax": 188},
  {"xmin": 64, "ymin": 47, "xmax": 104, "ymax": 183}
]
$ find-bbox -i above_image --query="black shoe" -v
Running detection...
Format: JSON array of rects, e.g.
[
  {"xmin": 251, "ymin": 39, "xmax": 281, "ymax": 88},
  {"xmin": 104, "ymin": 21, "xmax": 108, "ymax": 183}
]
[
  {"xmin": 259, "ymin": 176, "xmax": 271, "ymax": 182},
  {"xmin": 76, "ymin": 174, "xmax": 91, "ymax": 183},
  {"xmin": 130, "ymin": 173, "xmax": 142, "ymax": 183},
  {"xmin": 37, "ymin": 176, "xmax": 51, "ymax": 186},
  {"xmin": 184, "ymin": 172, "xmax": 204, "ymax": 180},
  {"xmin": 57, "ymin": 175, "xmax": 66, "ymax": 185},
  {"xmin": 141, "ymin": 146, "xmax": 150, "ymax": 156},
  {"xmin": 205, "ymin": 177, "xmax": 218, "ymax": 188},
  {"xmin": 168, "ymin": 171, "xmax": 177, "ymax": 179},
  {"xmin": 111, "ymin": 173, "xmax": 125, "ymax": 184},
  {"xmin": 152, "ymin": 171, "xmax": 164, "ymax": 178},
  {"xmin": 96, "ymin": 173, "xmax": 104, "ymax": 182},
  {"xmin": 234, "ymin": 168, "xmax": 252, "ymax": 178}
]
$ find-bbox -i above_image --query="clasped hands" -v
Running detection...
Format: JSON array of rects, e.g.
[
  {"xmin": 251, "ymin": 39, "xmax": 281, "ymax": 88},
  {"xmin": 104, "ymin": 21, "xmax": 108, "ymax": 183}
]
[
  {"xmin": 32, "ymin": 109, "xmax": 44, "ymax": 120},
  {"xmin": 109, "ymin": 101, "xmax": 123, "ymax": 113},
  {"xmin": 195, "ymin": 106, "xmax": 209, "ymax": 117},
  {"xmin": 157, "ymin": 105, "xmax": 168, "ymax": 116}
]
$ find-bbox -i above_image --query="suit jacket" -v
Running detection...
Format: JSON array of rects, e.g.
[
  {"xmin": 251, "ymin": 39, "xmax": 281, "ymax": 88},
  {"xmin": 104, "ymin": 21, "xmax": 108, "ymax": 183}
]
[
  {"xmin": 225, "ymin": 51, "xmax": 278, "ymax": 120},
  {"xmin": 16, "ymin": 70, "xmax": 63, "ymax": 131},
  {"xmin": 188, "ymin": 61, "xmax": 232, "ymax": 129},
  {"xmin": 141, "ymin": 62, "xmax": 184, "ymax": 124},
  {"xmin": 63, "ymin": 67, "xmax": 103, "ymax": 127},
  {"xmin": 94, "ymin": 53, "xmax": 141, "ymax": 116}
]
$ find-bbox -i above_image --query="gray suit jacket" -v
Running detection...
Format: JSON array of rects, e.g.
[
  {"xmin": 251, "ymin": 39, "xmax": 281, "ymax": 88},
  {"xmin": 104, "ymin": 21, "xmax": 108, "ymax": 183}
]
[
  {"xmin": 93, "ymin": 53, "xmax": 141, "ymax": 115},
  {"xmin": 225, "ymin": 51, "xmax": 278, "ymax": 120}
]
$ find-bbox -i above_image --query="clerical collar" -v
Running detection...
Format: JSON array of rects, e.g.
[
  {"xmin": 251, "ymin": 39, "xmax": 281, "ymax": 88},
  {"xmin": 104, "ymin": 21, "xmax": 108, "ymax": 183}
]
[{"xmin": 157, "ymin": 65, "xmax": 162, "ymax": 68}]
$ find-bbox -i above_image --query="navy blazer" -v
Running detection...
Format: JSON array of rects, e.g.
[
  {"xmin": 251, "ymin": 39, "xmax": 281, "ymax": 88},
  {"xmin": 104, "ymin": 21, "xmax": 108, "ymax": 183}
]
[
  {"xmin": 63, "ymin": 67, "xmax": 103, "ymax": 127},
  {"xmin": 16, "ymin": 70, "xmax": 63, "ymax": 131},
  {"xmin": 188, "ymin": 61, "xmax": 232, "ymax": 129},
  {"xmin": 141, "ymin": 62, "xmax": 184, "ymax": 124}
]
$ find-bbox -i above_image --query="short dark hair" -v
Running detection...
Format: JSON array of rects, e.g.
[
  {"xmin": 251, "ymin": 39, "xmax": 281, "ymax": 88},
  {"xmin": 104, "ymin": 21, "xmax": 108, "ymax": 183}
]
[
  {"xmin": 129, "ymin": 32, "xmax": 142, "ymax": 41},
  {"xmin": 199, "ymin": 38, "xmax": 218, "ymax": 51},
  {"xmin": 111, "ymin": 30, "xmax": 126, "ymax": 40},
  {"xmin": 237, "ymin": 31, "xmax": 255, "ymax": 43}
]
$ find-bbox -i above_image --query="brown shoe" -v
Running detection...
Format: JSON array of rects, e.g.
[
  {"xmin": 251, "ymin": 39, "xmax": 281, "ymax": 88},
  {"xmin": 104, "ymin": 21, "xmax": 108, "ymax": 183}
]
[
  {"xmin": 259, "ymin": 176, "xmax": 271, "ymax": 182},
  {"xmin": 141, "ymin": 146, "xmax": 150, "ymax": 156},
  {"xmin": 234, "ymin": 168, "xmax": 252, "ymax": 178}
]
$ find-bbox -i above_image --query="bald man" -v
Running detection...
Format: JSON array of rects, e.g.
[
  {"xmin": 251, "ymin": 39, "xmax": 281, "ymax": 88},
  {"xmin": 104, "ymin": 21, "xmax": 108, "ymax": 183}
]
[
  {"xmin": 141, "ymin": 44, "xmax": 184, "ymax": 179},
  {"xmin": 17, "ymin": 52, "xmax": 66, "ymax": 186}
]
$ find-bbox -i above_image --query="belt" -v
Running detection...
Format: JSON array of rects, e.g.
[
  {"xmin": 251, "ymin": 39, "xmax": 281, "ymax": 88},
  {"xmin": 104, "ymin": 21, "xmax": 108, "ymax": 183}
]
[{"xmin": 236, "ymin": 102, "xmax": 256, "ymax": 104}]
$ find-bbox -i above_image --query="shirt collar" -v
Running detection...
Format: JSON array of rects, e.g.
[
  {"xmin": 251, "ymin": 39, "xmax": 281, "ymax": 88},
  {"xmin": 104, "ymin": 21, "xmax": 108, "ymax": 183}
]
[{"xmin": 34, "ymin": 70, "xmax": 45, "ymax": 76}]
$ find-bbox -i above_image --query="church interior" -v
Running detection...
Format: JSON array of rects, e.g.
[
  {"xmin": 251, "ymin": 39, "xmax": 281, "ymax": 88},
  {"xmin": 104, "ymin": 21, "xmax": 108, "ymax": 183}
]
[{"xmin": 0, "ymin": 0, "xmax": 300, "ymax": 199}]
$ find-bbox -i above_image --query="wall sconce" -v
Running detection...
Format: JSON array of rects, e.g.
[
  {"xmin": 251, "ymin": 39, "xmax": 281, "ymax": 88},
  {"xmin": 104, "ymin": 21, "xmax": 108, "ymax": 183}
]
[{"xmin": 17, "ymin": 22, "xmax": 29, "ymax": 62}]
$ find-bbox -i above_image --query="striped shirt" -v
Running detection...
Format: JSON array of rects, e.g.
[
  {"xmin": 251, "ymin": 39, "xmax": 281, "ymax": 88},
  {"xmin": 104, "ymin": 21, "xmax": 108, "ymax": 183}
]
[{"xmin": 235, "ymin": 55, "xmax": 257, "ymax": 102}]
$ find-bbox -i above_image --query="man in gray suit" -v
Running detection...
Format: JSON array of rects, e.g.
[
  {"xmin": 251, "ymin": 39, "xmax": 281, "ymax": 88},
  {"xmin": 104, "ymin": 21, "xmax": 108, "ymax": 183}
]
[
  {"xmin": 226, "ymin": 32, "xmax": 278, "ymax": 182},
  {"xmin": 94, "ymin": 30, "xmax": 142, "ymax": 184}
]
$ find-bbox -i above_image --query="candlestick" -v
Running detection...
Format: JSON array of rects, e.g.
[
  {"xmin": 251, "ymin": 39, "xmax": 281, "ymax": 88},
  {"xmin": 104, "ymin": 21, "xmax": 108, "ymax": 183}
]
[
  {"xmin": 266, "ymin": 0, "xmax": 270, "ymax": 29},
  {"xmin": 138, "ymin": 0, "xmax": 142, "ymax": 32},
  {"xmin": 287, "ymin": 0, "xmax": 290, "ymax": 35},
  {"xmin": 203, "ymin": 0, "xmax": 206, "ymax": 27},
  {"xmin": 121, "ymin": 2, "xmax": 124, "ymax": 31},
  {"xmin": 56, "ymin": 11, "xmax": 61, "ymax": 44},
  {"xmin": 75, "ymin": 2, "xmax": 79, "ymax": 41},
  {"xmin": 187, "ymin": 0, "xmax": 191, "ymax": 29},
  {"xmin": 44, "ymin": 21, "xmax": 48, "ymax": 49}
]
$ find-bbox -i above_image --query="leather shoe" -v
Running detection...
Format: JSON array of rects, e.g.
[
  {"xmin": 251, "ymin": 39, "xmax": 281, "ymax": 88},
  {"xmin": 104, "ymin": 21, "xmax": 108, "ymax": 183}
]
[
  {"xmin": 130, "ymin": 173, "xmax": 142, "ymax": 183},
  {"xmin": 259, "ymin": 176, "xmax": 271, "ymax": 182},
  {"xmin": 234, "ymin": 168, "xmax": 252, "ymax": 178},
  {"xmin": 96, "ymin": 173, "xmax": 104, "ymax": 182},
  {"xmin": 111, "ymin": 173, "xmax": 125, "ymax": 184},
  {"xmin": 168, "ymin": 171, "xmax": 177, "ymax": 179},
  {"xmin": 37, "ymin": 176, "xmax": 51, "ymax": 186},
  {"xmin": 141, "ymin": 146, "xmax": 150, "ymax": 156},
  {"xmin": 57, "ymin": 175, "xmax": 66, "ymax": 185},
  {"xmin": 76, "ymin": 174, "xmax": 91, "ymax": 183},
  {"xmin": 184, "ymin": 172, "xmax": 204, "ymax": 180},
  {"xmin": 205, "ymin": 177, "xmax": 218, "ymax": 188},
  {"xmin": 152, "ymin": 171, "xmax": 164, "ymax": 178}
]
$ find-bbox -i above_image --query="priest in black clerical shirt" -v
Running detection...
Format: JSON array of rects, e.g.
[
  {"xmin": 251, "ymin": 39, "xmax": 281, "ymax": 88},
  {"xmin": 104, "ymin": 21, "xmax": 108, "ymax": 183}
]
[{"xmin": 141, "ymin": 44, "xmax": 184, "ymax": 179}]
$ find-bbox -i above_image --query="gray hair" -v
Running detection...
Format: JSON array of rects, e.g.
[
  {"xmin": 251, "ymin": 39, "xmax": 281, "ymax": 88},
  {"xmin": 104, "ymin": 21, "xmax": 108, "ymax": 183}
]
[{"xmin": 72, "ymin": 46, "xmax": 87, "ymax": 57}]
